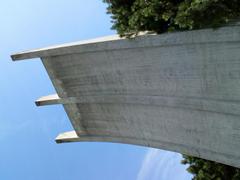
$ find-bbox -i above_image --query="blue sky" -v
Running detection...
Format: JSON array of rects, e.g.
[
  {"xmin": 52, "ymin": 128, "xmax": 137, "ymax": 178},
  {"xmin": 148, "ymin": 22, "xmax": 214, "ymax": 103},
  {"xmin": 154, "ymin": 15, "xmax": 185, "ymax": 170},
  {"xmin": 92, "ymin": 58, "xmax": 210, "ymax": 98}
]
[{"xmin": 0, "ymin": 1, "xmax": 192, "ymax": 179}]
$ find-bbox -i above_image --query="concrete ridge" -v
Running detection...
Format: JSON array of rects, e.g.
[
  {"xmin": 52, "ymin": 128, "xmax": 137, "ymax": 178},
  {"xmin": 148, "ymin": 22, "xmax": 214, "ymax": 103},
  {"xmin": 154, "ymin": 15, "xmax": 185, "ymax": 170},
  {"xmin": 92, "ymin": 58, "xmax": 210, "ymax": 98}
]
[
  {"xmin": 55, "ymin": 131, "xmax": 240, "ymax": 168},
  {"xmin": 11, "ymin": 25, "xmax": 240, "ymax": 61}
]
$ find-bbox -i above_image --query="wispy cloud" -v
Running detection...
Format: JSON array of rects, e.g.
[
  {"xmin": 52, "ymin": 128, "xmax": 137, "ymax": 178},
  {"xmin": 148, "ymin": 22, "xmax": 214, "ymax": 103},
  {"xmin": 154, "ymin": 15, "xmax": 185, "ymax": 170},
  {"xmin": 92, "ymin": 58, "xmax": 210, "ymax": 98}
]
[{"xmin": 137, "ymin": 148, "xmax": 192, "ymax": 180}]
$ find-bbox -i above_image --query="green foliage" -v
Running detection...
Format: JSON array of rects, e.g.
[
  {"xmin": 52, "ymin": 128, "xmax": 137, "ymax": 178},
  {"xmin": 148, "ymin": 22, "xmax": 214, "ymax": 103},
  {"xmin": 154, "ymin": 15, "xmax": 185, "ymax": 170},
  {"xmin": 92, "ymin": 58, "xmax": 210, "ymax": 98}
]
[
  {"xmin": 103, "ymin": 1, "xmax": 240, "ymax": 178},
  {"xmin": 103, "ymin": 0, "xmax": 240, "ymax": 37},
  {"xmin": 103, "ymin": 1, "xmax": 240, "ymax": 179},
  {"xmin": 181, "ymin": 155, "xmax": 240, "ymax": 180}
]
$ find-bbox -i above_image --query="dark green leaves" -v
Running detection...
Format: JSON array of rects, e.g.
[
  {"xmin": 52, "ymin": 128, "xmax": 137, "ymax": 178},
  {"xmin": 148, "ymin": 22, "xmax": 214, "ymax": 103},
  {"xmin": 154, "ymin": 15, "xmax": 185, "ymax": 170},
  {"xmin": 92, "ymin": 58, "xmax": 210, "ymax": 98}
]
[
  {"xmin": 104, "ymin": 0, "xmax": 240, "ymax": 37},
  {"xmin": 182, "ymin": 155, "xmax": 240, "ymax": 180}
]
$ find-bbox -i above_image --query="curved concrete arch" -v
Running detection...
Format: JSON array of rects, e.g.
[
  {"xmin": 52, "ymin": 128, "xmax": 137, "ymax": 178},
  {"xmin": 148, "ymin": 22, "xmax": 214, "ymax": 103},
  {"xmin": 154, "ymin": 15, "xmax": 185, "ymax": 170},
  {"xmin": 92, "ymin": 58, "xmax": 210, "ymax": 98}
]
[
  {"xmin": 12, "ymin": 23, "xmax": 240, "ymax": 168},
  {"xmin": 56, "ymin": 130, "xmax": 240, "ymax": 168}
]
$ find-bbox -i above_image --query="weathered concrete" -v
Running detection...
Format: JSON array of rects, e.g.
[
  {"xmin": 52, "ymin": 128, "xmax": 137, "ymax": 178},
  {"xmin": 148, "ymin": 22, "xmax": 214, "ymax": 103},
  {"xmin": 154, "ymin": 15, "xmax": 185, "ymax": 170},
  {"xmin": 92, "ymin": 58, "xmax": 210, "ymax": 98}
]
[
  {"xmin": 35, "ymin": 94, "xmax": 60, "ymax": 106},
  {"xmin": 12, "ymin": 24, "xmax": 240, "ymax": 168}
]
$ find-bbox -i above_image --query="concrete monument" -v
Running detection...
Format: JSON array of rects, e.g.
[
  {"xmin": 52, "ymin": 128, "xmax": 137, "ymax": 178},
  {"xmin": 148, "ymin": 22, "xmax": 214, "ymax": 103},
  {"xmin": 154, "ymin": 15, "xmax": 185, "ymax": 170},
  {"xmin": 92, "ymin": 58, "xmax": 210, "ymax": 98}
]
[{"xmin": 12, "ymin": 24, "xmax": 240, "ymax": 168}]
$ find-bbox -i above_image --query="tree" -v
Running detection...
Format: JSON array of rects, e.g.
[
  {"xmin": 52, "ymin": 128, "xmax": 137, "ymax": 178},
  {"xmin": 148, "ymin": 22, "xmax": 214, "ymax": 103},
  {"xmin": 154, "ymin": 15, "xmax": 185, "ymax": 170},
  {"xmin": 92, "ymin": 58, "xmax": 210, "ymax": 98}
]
[
  {"xmin": 103, "ymin": 0, "xmax": 240, "ymax": 37},
  {"xmin": 103, "ymin": 1, "xmax": 240, "ymax": 179},
  {"xmin": 181, "ymin": 155, "xmax": 240, "ymax": 180}
]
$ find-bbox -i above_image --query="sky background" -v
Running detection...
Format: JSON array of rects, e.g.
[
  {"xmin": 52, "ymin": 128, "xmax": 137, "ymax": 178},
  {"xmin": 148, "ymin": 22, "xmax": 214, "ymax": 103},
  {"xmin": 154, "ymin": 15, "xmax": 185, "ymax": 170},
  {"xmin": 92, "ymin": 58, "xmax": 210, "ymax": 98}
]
[{"xmin": 0, "ymin": 1, "xmax": 192, "ymax": 179}]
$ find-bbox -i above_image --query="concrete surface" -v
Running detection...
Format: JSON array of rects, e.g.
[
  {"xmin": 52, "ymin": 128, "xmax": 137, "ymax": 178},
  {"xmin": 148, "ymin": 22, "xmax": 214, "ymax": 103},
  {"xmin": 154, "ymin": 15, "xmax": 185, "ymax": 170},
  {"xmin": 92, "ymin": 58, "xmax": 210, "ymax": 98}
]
[{"xmin": 12, "ymin": 24, "xmax": 240, "ymax": 168}]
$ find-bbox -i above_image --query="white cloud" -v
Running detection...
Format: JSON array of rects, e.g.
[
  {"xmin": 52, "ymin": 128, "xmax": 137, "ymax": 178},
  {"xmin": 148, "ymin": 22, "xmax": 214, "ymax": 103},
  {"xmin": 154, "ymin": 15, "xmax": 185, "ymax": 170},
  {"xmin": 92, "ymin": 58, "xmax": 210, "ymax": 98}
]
[{"xmin": 137, "ymin": 148, "xmax": 192, "ymax": 180}]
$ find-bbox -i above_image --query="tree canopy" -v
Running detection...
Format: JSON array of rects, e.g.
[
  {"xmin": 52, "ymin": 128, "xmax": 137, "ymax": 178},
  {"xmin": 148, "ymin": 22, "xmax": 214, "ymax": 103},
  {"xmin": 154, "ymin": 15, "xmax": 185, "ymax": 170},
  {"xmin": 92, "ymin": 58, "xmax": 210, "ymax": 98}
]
[
  {"xmin": 103, "ymin": 1, "xmax": 240, "ymax": 179},
  {"xmin": 103, "ymin": 0, "xmax": 240, "ymax": 37},
  {"xmin": 182, "ymin": 155, "xmax": 240, "ymax": 180}
]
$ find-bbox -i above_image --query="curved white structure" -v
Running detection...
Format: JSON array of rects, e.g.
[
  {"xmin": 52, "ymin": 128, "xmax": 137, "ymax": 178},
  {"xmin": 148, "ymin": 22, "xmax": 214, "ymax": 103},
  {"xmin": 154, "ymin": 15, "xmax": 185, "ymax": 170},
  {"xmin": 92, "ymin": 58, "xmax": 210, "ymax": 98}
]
[{"xmin": 12, "ymin": 23, "xmax": 240, "ymax": 168}]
